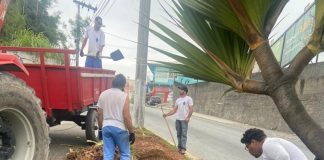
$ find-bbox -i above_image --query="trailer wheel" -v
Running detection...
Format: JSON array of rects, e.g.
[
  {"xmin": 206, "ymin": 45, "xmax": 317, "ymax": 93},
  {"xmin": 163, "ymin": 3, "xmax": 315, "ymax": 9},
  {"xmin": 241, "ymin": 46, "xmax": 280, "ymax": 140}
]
[
  {"xmin": 85, "ymin": 108, "xmax": 100, "ymax": 143},
  {"xmin": 0, "ymin": 72, "xmax": 49, "ymax": 160}
]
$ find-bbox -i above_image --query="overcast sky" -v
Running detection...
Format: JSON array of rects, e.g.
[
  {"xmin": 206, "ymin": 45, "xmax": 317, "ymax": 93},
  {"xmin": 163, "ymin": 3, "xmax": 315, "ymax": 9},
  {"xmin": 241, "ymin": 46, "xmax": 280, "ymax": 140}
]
[{"xmin": 51, "ymin": 0, "xmax": 314, "ymax": 80}]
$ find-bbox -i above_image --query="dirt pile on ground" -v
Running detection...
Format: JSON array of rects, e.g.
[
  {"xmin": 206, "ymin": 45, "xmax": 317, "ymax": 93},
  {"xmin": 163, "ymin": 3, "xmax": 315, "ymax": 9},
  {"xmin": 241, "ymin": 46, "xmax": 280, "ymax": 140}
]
[
  {"xmin": 65, "ymin": 129, "xmax": 186, "ymax": 160},
  {"xmin": 65, "ymin": 144, "xmax": 104, "ymax": 160},
  {"xmin": 132, "ymin": 129, "xmax": 185, "ymax": 160}
]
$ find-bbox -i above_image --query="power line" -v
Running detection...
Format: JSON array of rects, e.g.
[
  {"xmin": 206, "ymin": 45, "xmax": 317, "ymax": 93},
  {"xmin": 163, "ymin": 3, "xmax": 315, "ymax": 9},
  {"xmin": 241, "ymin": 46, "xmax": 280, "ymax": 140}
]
[
  {"xmin": 95, "ymin": 1, "xmax": 104, "ymax": 15},
  {"xmin": 84, "ymin": 0, "xmax": 98, "ymax": 17},
  {"xmin": 102, "ymin": 0, "xmax": 117, "ymax": 17},
  {"xmin": 95, "ymin": 0, "xmax": 103, "ymax": 7},
  {"xmin": 89, "ymin": 0, "xmax": 104, "ymax": 21},
  {"xmin": 89, "ymin": 0, "xmax": 109, "ymax": 26},
  {"xmin": 95, "ymin": 0, "xmax": 110, "ymax": 18},
  {"xmin": 108, "ymin": 44, "xmax": 137, "ymax": 50},
  {"xmin": 104, "ymin": 31, "xmax": 138, "ymax": 44},
  {"xmin": 103, "ymin": 31, "xmax": 177, "ymax": 54}
]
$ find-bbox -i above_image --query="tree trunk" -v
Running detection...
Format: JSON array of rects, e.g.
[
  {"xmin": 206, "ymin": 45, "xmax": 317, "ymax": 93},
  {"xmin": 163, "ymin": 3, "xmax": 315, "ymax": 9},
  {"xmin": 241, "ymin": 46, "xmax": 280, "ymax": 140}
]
[
  {"xmin": 270, "ymin": 83, "xmax": 324, "ymax": 159},
  {"xmin": 252, "ymin": 42, "xmax": 324, "ymax": 158}
]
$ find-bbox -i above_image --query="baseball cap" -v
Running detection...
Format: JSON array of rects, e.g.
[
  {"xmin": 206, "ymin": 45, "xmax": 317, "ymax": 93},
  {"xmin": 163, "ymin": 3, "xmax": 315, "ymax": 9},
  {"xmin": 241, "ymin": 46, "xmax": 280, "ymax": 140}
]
[
  {"xmin": 95, "ymin": 16, "xmax": 105, "ymax": 27},
  {"xmin": 178, "ymin": 85, "xmax": 188, "ymax": 93}
]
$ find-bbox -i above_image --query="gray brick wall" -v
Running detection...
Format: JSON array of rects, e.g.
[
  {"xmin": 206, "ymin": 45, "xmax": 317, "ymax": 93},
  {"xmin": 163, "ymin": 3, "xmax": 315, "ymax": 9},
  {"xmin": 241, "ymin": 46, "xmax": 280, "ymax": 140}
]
[{"xmin": 180, "ymin": 62, "xmax": 324, "ymax": 133}]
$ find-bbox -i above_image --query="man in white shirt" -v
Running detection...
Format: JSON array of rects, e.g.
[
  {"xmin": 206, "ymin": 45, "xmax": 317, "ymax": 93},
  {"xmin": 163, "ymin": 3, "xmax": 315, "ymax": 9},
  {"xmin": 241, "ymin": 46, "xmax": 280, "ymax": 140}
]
[
  {"xmin": 97, "ymin": 74, "xmax": 134, "ymax": 159},
  {"xmin": 80, "ymin": 16, "xmax": 105, "ymax": 68},
  {"xmin": 163, "ymin": 85, "xmax": 193, "ymax": 154},
  {"xmin": 241, "ymin": 128, "xmax": 308, "ymax": 160}
]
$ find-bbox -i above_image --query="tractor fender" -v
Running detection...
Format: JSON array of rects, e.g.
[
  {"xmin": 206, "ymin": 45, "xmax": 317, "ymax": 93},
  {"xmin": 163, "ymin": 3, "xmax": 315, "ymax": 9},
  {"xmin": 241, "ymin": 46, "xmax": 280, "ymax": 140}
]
[{"xmin": 0, "ymin": 53, "xmax": 29, "ymax": 76}]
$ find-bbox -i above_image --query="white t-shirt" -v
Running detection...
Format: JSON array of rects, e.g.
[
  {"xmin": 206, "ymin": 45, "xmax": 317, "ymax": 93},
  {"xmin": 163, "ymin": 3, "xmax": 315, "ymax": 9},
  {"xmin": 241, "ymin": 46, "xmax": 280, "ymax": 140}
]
[
  {"xmin": 262, "ymin": 138, "xmax": 308, "ymax": 160},
  {"xmin": 97, "ymin": 88, "xmax": 127, "ymax": 130},
  {"xmin": 84, "ymin": 26, "xmax": 105, "ymax": 56},
  {"xmin": 175, "ymin": 96, "xmax": 193, "ymax": 120}
]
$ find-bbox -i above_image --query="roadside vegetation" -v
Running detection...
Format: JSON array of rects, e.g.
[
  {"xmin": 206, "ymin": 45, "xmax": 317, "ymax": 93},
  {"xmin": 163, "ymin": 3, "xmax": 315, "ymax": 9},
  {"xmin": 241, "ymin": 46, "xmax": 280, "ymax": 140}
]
[
  {"xmin": 0, "ymin": 0, "xmax": 89, "ymax": 63},
  {"xmin": 65, "ymin": 128, "xmax": 188, "ymax": 160}
]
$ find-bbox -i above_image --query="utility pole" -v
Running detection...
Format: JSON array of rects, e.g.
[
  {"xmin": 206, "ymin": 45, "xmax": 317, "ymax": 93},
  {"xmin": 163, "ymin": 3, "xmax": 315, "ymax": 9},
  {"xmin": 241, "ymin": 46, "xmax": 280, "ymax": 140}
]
[
  {"xmin": 73, "ymin": 0, "xmax": 97, "ymax": 66},
  {"xmin": 134, "ymin": 0, "xmax": 151, "ymax": 128}
]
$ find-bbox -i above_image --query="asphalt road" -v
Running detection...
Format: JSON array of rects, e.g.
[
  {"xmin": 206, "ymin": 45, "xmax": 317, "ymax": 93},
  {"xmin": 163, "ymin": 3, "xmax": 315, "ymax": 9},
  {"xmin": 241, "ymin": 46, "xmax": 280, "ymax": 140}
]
[
  {"xmin": 47, "ymin": 107, "xmax": 315, "ymax": 160},
  {"xmin": 144, "ymin": 106, "xmax": 315, "ymax": 160},
  {"xmin": 49, "ymin": 122, "xmax": 88, "ymax": 160}
]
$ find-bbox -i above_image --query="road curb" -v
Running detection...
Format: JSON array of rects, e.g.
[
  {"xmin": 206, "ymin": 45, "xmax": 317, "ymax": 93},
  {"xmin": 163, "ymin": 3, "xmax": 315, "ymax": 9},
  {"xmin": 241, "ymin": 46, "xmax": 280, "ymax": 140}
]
[
  {"xmin": 150, "ymin": 105, "xmax": 300, "ymax": 140},
  {"xmin": 145, "ymin": 129, "xmax": 201, "ymax": 160}
]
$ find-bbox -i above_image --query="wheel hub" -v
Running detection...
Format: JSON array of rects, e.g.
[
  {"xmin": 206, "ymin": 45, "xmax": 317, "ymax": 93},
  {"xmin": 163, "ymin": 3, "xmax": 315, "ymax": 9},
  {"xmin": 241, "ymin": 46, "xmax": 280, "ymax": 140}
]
[
  {"xmin": 0, "ymin": 117, "xmax": 16, "ymax": 159},
  {"xmin": 0, "ymin": 107, "xmax": 35, "ymax": 160}
]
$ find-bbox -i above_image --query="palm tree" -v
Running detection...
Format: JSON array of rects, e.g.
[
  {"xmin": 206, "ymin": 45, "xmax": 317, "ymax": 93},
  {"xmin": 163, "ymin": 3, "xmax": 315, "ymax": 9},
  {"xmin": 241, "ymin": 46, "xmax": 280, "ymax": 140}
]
[{"xmin": 151, "ymin": 0, "xmax": 324, "ymax": 158}]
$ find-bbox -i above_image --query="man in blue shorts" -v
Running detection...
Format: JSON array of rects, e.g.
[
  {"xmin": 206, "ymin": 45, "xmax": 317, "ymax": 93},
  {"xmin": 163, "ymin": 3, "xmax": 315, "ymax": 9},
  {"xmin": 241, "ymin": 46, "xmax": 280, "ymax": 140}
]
[{"xmin": 80, "ymin": 16, "xmax": 105, "ymax": 68}]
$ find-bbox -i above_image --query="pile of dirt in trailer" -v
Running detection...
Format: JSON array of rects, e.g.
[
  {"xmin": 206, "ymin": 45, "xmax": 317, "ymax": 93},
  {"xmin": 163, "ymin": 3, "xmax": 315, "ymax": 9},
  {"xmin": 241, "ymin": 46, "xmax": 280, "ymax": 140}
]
[{"xmin": 65, "ymin": 129, "xmax": 185, "ymax": 160}]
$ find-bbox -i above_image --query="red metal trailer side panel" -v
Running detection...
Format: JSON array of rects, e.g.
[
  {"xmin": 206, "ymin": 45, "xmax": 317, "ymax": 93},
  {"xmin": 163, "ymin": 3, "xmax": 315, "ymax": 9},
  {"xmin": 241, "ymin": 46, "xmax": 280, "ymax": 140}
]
[
  {"xmin": 1, "ymin": 46, "xmax": 115, "ymax": 118},
  {"xmin": 78, "ymin": 67, "xmax": 115, "ymax": 107},
  {"xmin": 9, "ymin": 65, "xmax": 115, "ymax": 116}
]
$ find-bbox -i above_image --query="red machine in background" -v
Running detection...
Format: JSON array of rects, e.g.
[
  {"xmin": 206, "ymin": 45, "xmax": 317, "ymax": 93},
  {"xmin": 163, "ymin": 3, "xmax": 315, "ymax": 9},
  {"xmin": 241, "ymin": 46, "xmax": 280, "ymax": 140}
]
[{"xmin": 151, "ymin": 86, "xmax": 170, "ymax": 103}]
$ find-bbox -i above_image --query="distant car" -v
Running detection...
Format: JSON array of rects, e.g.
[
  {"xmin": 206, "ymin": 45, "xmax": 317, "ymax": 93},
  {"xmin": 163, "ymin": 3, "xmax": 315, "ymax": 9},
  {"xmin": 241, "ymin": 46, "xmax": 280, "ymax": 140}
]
[{"xmin": 147, "ymin": 96, "xmax": 161, "ymax": 106}]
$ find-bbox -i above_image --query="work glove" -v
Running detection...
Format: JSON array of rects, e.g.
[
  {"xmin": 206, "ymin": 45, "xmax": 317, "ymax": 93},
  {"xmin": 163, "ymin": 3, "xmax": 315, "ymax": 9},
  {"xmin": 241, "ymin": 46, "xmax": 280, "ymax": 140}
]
[
  {"xmin": 129, "ymin": 132, "xmax": 135, "ymax": 145},
  {"xmin": 80, "ymin": 50, "xmax": 84, "ymax": 57},
  {"xmin": 98, "ymin": 129, "xmax": 102, "ymax": 140}
]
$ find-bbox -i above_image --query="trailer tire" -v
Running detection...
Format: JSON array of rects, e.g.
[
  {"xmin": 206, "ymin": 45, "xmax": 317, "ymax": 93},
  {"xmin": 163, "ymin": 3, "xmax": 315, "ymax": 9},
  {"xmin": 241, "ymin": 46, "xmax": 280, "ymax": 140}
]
[
  {"xmin": 0, "ymin": 72, "xmax": 49, "ymax": 160},
  {"xmin": 85, "ymin": 108, "xmax": 99, "ymax": 143}
]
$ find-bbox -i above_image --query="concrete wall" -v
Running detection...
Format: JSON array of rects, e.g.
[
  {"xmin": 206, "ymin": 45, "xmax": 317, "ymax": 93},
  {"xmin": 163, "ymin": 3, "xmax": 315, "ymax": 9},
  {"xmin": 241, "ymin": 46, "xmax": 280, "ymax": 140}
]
[{"xmin": 183, "ymin": 62, "xmax": 324, "ymax": 132}]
